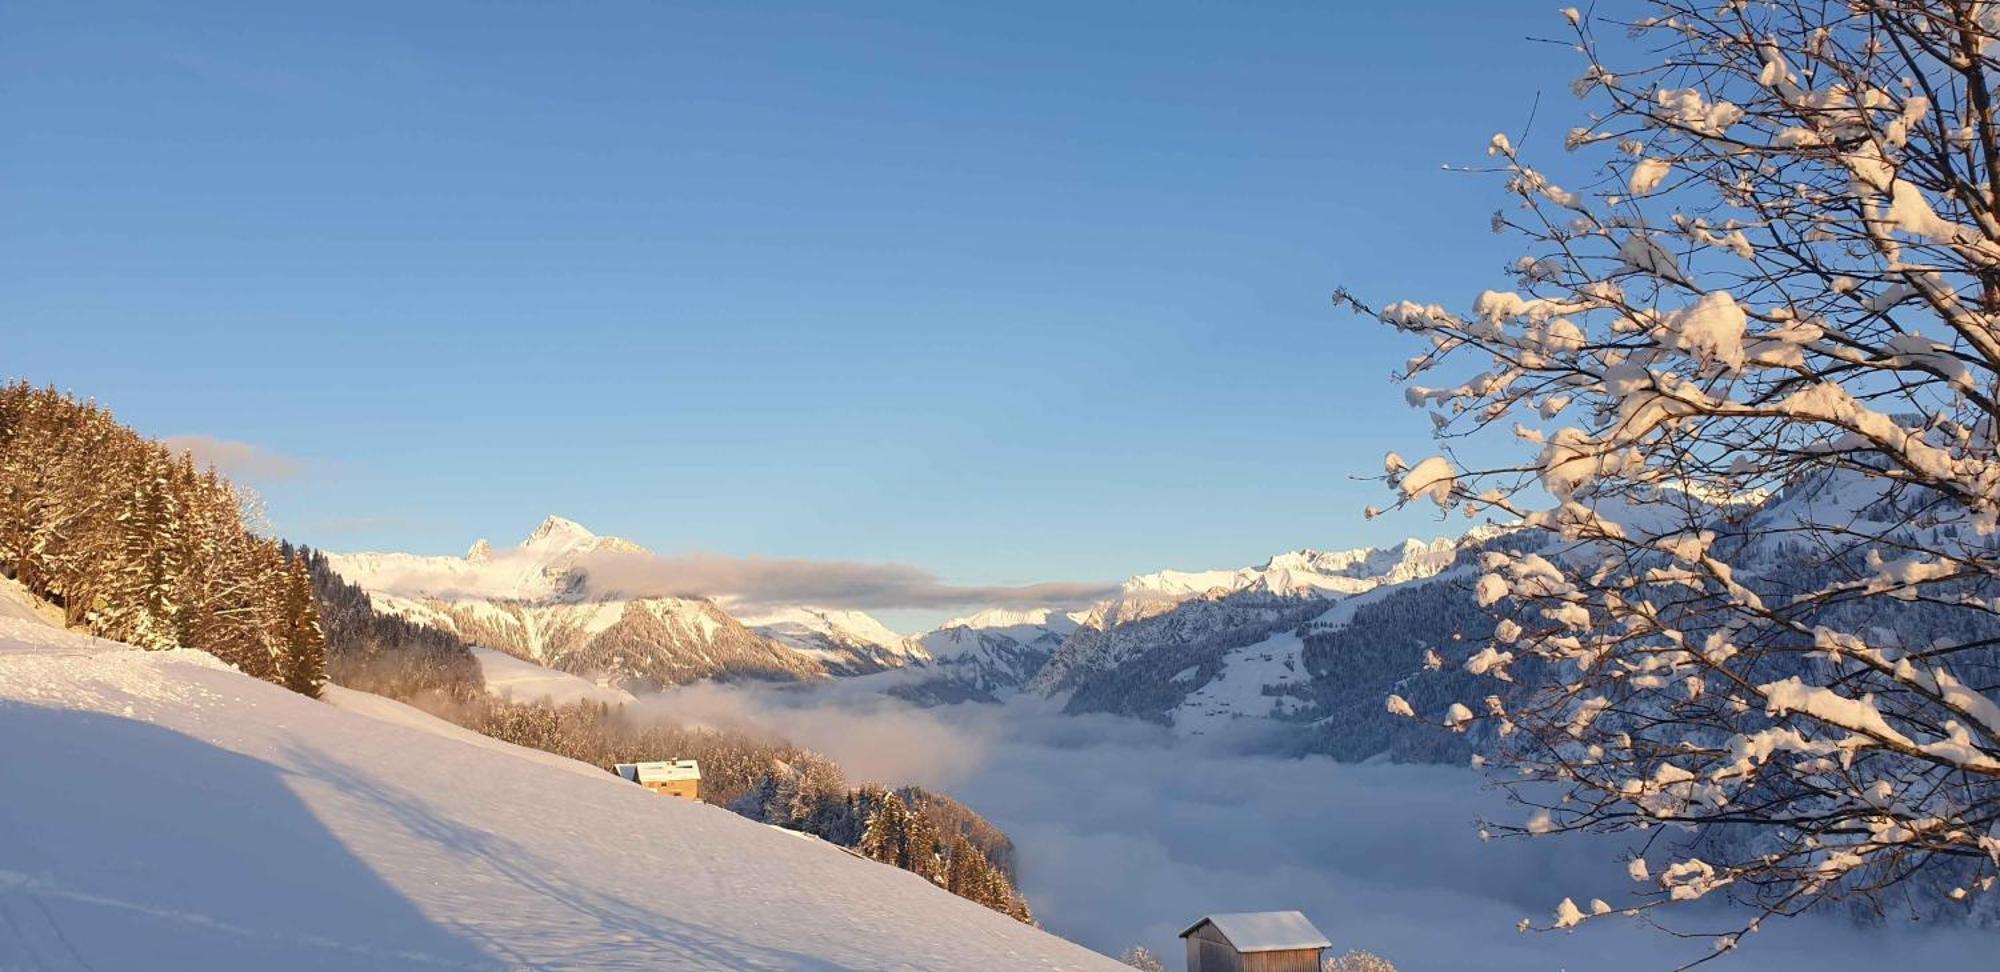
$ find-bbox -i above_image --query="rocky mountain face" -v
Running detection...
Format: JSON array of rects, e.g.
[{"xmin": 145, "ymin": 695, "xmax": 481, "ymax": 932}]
[
  {"xmin": 1051, "ymin": 471, "xmax": 2000, "ymax": 764},
  {"xmin": 1026, "ymin": 538, "xmax": 1471, "ymax": 709},
  {"xmin": 887, "ymin": 608, "xmax": 1086, "ymax": 704},
  {"xmin": 856, "ymin": 535, "xmax": 1486, "ymax": 731},
  {"xmin": 327, "ymin": 517, "xmax": 924, "ymax": 692},
  {"xmin": 328, "ymin": 514, "xmax": 1486, "ymax": 710},
  {"xmin": 737, "ymin": 606, "xmax": 930, "ymax": 676}
]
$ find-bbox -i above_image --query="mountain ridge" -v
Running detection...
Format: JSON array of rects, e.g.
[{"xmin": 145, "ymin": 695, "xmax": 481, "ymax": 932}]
[{"xmin": 327, "ymin": 517, "xmax": 919, "ymax": 690}]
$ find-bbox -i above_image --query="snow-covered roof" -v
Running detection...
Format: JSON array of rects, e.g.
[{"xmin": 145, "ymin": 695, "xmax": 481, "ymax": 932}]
[
  {"xmin": 1178, "ymin": 911, "xmax": 1330, "ymax": 953},
  {"xmin": 617, "ymin": 759, "xmax": 701, "ymax": 784}
]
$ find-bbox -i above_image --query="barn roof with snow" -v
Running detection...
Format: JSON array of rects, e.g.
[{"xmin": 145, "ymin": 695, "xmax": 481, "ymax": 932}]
[
  {"xmin": 616, "ymin": 759, "xmax": 700, "ymax": 784},
  {"xmin": 1178, "ymin": 911, "xmax": 1330, "ymax": 952}
]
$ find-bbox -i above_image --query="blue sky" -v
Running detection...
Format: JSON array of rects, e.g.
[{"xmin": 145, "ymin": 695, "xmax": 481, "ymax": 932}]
[{"xmin": 4, "ymin": 1, "xmax": 1580, "ymax": 621}]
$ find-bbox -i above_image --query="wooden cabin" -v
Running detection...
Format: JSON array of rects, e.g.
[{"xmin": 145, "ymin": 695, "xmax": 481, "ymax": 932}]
[
  {"xmin": 614, "ymin": 759, "xmax": 701, "ymax": 800},
  {"xmin": 1179, "ymin": 911, "xmax": 1330, "ymax": 972}
]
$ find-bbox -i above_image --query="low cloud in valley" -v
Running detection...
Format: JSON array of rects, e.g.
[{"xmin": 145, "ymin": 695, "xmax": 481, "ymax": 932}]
[{"xmin": 635, "ymin": 681, "xmax": 1997, "ymax": 972}]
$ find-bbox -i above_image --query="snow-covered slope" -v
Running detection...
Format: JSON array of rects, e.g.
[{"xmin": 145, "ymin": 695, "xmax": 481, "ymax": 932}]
[
  {"xmin": 1168, "ymin": 628, "xmax": 1314, "ymax": 736},
  {"xmin": 472, "ymin": 645, "xmax": 637, "ymax": 706},
  {"xmin": 1167, "ymin": 567, "xmax": 1471, "ymax": 740},
  {"xmin": 329, "ymin": 517, "xmax": 921, "ymax": 691},
  {"xmin": 0, "ymin": 583, "xmax": 1124, "ymax": 971}
]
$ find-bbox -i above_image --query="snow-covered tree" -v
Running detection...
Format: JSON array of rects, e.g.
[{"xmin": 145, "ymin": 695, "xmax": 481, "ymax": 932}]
[
  {"xmin": 1323, "ymin": 951, "xmax": 1398, "ymax": 972},
  {"xmin": 1345, "ymin": 0, "xmax": 2000, "ymax": 953},
  {"xmin": 858, "ymin": 789, "xmax": 944, "ymax": 880},
  {"xmin": 0, "ymin": 383, "xmax": 325, "ymax": 694},
  {"xmin": 306, "ymin": 546, "xmax": 485, "ymax": 701},
  {"xmin": 1118, "ymin": 945, "xmax": 1166, "ymax": 971},
  {"xmin": 279, "ymin": 547, "xmax": 327, "ymax": 698}
]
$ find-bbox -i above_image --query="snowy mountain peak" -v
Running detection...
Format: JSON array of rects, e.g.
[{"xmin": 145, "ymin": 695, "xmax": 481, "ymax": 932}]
[
  {"xmin": 1261, "ymin": 537, "xmax": 1459, "ymax": 585},
  {"xmin": 523, "ymin": 514, "xmax": 597, "ymax": 548},
  {"xmin": 328, "ymin": 517, "xmax": 918, "ymax": 689},
  {"xmin": 1119, "ymin": 537, "xmax": 1462, "ymax": 605},
  {"xmin": 518, "ymin": 515, "xmax": 647, "ymax": 558},
  {"xmin": 942, "ymin": 607, "xmax": 1085, "ymax": 633}
]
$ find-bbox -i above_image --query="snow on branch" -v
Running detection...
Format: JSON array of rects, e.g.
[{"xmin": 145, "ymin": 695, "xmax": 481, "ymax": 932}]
[{"xmin": 1346, "ymin": 0, "xmax": 2000, "ymax": 949}]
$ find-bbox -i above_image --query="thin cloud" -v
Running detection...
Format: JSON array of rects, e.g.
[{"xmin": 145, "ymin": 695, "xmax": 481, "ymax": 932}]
[
  {"xmin": 576, "ymin": 550, "xmax": 1117, "ymax": 611},
  {"xmin": 353, "ymin": 545, "xmax": 1118, "ymax": 612},
  {"xmin": 161, "ymin": 435, "xmax": 305, "ymax": 481}
]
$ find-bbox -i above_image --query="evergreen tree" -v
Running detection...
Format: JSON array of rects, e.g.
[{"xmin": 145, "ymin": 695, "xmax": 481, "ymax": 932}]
[
  {"xmin": 279, "ymin": 550, "xmax": 326, "ymax": 697},
  {"xmin": 858, "ymin": 789, "xmax": 908, "ymax": 865},
  {"xmin": 0, "ymin": 382, "xmax": 327, "ymax": 695}
]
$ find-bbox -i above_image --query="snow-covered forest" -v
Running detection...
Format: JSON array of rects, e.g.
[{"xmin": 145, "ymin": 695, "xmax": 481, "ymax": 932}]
[{"xmin": 0, "ymin": 383, "xmax": 325, "ymax": 694}]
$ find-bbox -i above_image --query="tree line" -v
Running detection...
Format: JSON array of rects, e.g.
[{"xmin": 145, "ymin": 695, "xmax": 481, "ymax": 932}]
[{"xmin": 0, "ymin": 383, "xmax": 324, "ymax": 695}]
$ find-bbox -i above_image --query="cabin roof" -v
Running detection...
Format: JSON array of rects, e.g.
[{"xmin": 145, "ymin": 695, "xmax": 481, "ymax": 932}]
[
  {"xmin": 615, "ymin": 759, "xmax": 701, "ymax": 784},
  {"xmin": 1178, "ymin": 911, "xmax": 1330, "ymax": 953}
]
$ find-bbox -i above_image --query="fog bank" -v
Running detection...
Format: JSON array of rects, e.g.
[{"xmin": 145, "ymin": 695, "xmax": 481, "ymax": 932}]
[{"xmin": 641, "ymin": 682, "xmax": 1993, "ymax": 971}]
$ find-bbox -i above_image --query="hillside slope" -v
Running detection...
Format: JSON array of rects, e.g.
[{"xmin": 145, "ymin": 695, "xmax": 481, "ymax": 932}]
[
  {"xmin": 470, "ymin": 644, "xmax": 637, "ymax": 706},
  {"xmin": 0, "ymin": 584, "xmax": 1125, "ymax": 971}
]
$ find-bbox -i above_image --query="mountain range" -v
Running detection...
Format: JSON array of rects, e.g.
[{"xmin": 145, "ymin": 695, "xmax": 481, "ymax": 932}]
[
  {"xmin": 334, "ymin": 466, "xmax": 1975, "ymax": 752},
  {"xmin": 327, "ymin": 516, "xmax": 1491, "ymax": 738},
  {"xmin": 328, "ymin": 516, "xmax": 928, "ymax": 692}
]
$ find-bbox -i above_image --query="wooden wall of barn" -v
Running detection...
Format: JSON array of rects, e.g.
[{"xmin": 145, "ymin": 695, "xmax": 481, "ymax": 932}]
[
  {"xmin": 642, "ymin": 779, "xmax": 699, "ymax": 800},
  {"xmin": 1184, "ymin": 924, "xmax": 1323, "ymax": 972}
]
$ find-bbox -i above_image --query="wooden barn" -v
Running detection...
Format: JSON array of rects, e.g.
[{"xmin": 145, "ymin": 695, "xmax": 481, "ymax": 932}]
[
  {"xmin": 1179, "ymin": 911, "xmax": 1330, "ymax": 972},
  {"xmin": 614, "ymin": 759, "xmax": 702, "ymax": 800}
]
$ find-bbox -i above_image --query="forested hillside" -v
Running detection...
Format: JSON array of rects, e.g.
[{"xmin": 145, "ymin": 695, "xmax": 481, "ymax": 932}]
[
  {"xmin": 307, "ymin": 548, "xmax": 484, "ymax": 702},
  {"xmin": 420, "ymin": 692, "xmax": 1036, "ymax": 921},
  {"xmin": 0, "ymin": 383, "xmax": 324, "ymax": 695}
]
